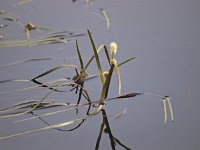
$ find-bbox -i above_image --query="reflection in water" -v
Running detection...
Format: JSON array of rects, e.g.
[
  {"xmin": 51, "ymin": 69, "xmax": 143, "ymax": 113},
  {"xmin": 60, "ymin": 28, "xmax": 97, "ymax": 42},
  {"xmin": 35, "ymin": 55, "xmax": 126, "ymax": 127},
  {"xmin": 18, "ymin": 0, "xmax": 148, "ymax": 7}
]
[
  {"xmin": 31, "ymin": 108, "xmax": 132, "ymax": 150},
  {"xmin": 0, "ymin": 3, "xmax": 174, "ymax": 149},
  {"xmin": 95, "ymin": 109, "xmax": 131, "ymax": 150}
]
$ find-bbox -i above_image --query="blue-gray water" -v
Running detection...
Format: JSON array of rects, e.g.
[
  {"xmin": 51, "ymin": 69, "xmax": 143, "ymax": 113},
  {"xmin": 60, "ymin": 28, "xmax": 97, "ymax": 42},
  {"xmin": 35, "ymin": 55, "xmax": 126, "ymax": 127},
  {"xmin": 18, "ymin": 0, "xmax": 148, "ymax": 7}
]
[{"xmin": 0, "ymin": 0, "xmax": 200, "ymax": 149}]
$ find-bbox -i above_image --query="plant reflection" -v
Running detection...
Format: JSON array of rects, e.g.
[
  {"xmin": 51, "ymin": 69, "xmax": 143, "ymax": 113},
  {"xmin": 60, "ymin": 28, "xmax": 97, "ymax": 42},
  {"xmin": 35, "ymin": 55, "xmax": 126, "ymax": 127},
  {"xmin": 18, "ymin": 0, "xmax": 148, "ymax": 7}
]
[
  {"xmin": 31, "ymin": 107, "xmax": 131, "ymax": 150},
  {"xmin": 95, "ymin": 109, "xmax": 131, "ymax": 150}
]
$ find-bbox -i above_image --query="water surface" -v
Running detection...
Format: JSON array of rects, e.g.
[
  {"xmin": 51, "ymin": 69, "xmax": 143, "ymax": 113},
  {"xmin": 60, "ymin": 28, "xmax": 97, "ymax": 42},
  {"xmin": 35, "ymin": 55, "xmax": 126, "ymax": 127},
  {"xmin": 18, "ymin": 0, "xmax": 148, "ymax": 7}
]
[{"xmin": 0, "ymin": 0, "xmax": 200, "ymax": 150}]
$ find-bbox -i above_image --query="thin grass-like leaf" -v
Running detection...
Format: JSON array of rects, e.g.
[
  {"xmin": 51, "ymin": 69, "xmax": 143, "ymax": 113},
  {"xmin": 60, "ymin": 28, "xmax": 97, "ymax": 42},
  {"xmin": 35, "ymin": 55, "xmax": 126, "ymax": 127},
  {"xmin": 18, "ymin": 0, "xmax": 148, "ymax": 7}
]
[
  {"xmin": 113, "ymin": 92, "xmax": 143, "ymax": 99},
  {"xmin": 118, "ymin": 57, "xmax": 136, "ymax": 67},
  {"xmin": 163, "ymin": 98, "xmax": 167, "ymax": 124},
  {"xmin": 87, "ymin": 29, "xmax": 104, "ymax": 84},
  {"xmin": 0, "ymin": 104, "xmax": 102, "ymax": 140},
  {"xmin": 115, "ymin": 64, "xmax": 121, "ymax": 95},
  {"xmin": 0, "ymin": 31, "xmax": 85, "ymax": 48},
  {"xmin": 166, "ymin": 97, "xmax": 174, "ymax": 122},
  {"xmin": 0, "ymin": 101, "xmax": 67, "ymax": 113},
  {"xmin": 0, "ymin": 100, "xmax": 38, "ymax": 112},
  {"xmin": 32, "ymin": 64, "xmax": 78, "ymax": 80},
  {"xmin": 0, "ymin": 57, "xmax": 52, "ymax": 69},
  {"xmin": 100, "ymin": 8, "xmax": 110, "ymax": 29},
  {"xmin": 14, "ymin": 106, "xmax": 79, "ymax": 124},
  {"xmin": 76, "ymin": 40, "xmax": 84, "ymax": 69},
  {"xmin": 0, "ymin": 79, "xmax": 29, "ymax": 84},
  {"xmin": 84, "ymin": 44, "xmax": 104, "ymax": 70},
  {"xmin": 0, "ymin": 81, "xmax": 88, "ymax": 119},
  {"xmin": 0, "ymin": 117, "xmax": 85, "ymax": 140},
  {"xmin": 0, "ymin": 78, "xmax": 69, "ymax": 94},
  {"xmin": 0, "ymin": 57, "xmax": 53, "ymax": 69},
  {"xmin": 0, "ymin": 87, "xmax": 55, "ymax": 119}
]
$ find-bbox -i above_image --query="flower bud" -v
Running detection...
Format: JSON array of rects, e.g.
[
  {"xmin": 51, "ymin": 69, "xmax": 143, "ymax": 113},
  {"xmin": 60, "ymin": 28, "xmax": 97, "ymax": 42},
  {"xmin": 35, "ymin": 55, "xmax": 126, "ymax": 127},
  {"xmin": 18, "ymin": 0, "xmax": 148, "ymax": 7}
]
[
  {"xmin": 110, "ymin": 58, "xmax": 117, "ymax": 66},
  {"xmin": 103, "ymin": 71, "xmax": 109, "ymax": 78}
]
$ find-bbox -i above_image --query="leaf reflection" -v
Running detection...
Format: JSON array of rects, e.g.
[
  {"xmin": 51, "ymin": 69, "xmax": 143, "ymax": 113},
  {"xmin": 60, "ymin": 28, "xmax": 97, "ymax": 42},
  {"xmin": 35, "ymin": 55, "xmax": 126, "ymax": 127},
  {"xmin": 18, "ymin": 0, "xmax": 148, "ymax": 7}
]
[{"xmin": 95, "ymin": 109, "xmax": 132, "ymax": 150}]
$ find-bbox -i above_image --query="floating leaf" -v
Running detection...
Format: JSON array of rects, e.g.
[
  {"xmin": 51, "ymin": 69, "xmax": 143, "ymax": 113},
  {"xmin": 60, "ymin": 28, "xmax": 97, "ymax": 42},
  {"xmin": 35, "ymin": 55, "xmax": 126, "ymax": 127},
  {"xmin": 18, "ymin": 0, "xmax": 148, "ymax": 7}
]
[
  {"xmin": 0, "ymin": 117, "xmax": 85, "ymax": 140},
  {"xmin": 0, "ymin": 57, "xmax": 52, "ymax": 69},
  {"xmin": 162, "ymin": 98, "xmax": 167, "ymax": 124},
  {"xmin": 115, "ymin": 63, "xmax": 122, "ymax": 95},
  {"xmin": 100, "ymin": 8, "xmax": 110, "ymax": 29},
  {"xmin": 166, "ymin": 97, "xmax": 174, "ymax": 122},
  {"xmin": 0, "ymin": 31, "xmax": 85, "ymax": 48},
  {"xmin": 113, "ymin": 92, "xmax": 143, "ymax": 99}
]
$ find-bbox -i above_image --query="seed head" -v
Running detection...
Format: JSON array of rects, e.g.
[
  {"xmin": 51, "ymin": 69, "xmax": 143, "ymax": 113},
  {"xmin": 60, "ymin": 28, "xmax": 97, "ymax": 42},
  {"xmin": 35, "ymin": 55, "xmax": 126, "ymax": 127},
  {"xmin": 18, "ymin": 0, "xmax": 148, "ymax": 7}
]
[
  {"xmin": 110, "ymin": 42, "xmax": 117, "ymax": 54},
  {"xmin": 110, "ymin": 58, "xmax": 117, "ymax": 66}
]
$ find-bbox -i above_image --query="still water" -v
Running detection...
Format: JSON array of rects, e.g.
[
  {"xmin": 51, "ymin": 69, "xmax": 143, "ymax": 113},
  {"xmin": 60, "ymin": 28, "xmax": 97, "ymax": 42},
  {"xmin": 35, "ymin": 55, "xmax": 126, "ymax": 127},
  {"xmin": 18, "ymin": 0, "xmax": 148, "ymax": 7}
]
[{"xmin": 0, "ymin": 0, "xmax": 200, "ymax": 149}]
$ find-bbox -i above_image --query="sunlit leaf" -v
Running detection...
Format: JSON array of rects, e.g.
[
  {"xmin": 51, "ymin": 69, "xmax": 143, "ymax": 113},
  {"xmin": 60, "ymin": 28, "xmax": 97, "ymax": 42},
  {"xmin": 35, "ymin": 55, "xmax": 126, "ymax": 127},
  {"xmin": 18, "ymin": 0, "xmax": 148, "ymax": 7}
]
[
  {"xmin": 166, "ymin": 97, "xmax": 174, "ymax": 122},
  {"xmin": 87, "ymin": 29, "xmax": 104, "ymax": 84},
  {"xmin": 100, "ymin": 8, "xmax": 110, "ymax": 29},
  {"xmin": 115, "ymin": 64, "xmax": 121, "ymax": 95},
  {"xmin": 0, "ymin": 117, "xmax": 85, "ymax": 140},
  {"xmin": 163, "ymin": 98, "xmax": 167, "ymax": 124}
]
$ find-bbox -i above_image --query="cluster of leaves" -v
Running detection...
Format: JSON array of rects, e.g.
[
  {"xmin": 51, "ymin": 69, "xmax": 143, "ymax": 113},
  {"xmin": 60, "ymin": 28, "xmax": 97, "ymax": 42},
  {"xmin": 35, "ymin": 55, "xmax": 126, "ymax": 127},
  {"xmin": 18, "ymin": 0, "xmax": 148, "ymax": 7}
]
[
  {"xmin": 0, "ymin": 11, "xmax": 85, "ymax": 48},
  {"xmin": 0, "ymin": 29, "xmax": 174, "ymax": 149}
]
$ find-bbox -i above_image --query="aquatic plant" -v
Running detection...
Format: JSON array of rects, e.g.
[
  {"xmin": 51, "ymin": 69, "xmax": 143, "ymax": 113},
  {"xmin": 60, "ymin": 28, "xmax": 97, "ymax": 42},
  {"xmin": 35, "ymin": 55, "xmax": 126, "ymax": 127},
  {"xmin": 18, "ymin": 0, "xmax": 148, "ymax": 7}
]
[{"xmin": 0, "ymin": 29, "xmax": 174, "ymax": 150}]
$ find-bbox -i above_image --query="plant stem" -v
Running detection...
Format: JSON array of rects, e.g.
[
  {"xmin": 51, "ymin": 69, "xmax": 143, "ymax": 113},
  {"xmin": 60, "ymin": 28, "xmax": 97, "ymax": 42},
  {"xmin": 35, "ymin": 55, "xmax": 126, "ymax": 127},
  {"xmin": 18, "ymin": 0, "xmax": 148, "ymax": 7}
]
[{"xmin": 99, "ymin": 64, "xmax": 115, "ymax": 104}]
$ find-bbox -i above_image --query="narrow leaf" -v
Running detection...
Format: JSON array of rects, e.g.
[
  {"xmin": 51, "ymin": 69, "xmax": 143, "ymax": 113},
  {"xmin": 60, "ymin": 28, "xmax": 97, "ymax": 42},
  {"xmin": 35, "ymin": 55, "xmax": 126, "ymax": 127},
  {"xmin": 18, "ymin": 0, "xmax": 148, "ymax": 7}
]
[
  {"xmin": 114, "ymin": 92, "xmax": 143, "ymax": 99},
  {"xmin": 76, "ymin": 40, "xmax": 84, "ymax": 69},
  {"xmin": 0, "ymin": 118, "xmax": 84, "ymax": 140},
  {"xmin": 87, "ymin": 29, "xmax": 104, "ymax": 84},
  {"xmin": 166, "ymin": 97, "xmax": 174, "ymax": 122},
  {"xmin": 0, "ymin": 57, "xmax": 52, "ymax": 69},
  {"xmin": 118, "ymin": 57, "xmax": 136, "ymax": 67},
  {"xmin": 84, "ymin": 44, "xmax": 104, "ymax": 70},
  {"xmin": 32, "ymin": 64, "xmax": 78, "ymax": 80},
  {"xmin": 100, "ymin": 9, "xmax": 110, "ymax": 29},
  {"xmin": 163, "ymin": 98, "xmax": 167, "ymax": 124},
  {"xmin": 115, "ymin": 64, "xmax": 121, "ymax": 95}
]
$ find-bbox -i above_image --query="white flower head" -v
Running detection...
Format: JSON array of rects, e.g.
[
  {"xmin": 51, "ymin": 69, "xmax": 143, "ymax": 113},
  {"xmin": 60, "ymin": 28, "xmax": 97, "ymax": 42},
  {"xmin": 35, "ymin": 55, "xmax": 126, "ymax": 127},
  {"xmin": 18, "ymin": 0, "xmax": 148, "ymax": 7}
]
[{"xmin": 110, "ymin": 42, "xmax": 118, "ymax": 54}]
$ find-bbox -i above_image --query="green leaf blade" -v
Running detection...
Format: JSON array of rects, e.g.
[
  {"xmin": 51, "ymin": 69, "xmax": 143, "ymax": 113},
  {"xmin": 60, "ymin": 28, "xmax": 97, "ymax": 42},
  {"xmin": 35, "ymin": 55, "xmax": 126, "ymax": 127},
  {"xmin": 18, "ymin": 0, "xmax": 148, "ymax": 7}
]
[
  {"xmin": 76, "ymin": 40, "xmax": 84, "ymax": 69},
  {"xmin": 87, "ymin": 29, "xmax": 104, "ymax": 84}
]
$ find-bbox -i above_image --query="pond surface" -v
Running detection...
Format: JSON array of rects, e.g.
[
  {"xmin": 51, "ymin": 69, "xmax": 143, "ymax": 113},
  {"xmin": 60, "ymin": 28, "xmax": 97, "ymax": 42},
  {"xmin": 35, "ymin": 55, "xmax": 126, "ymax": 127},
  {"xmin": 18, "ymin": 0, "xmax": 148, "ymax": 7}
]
[{"xmin": 0, "ymin": 0, "xmax": 200, "ymax": 150}]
